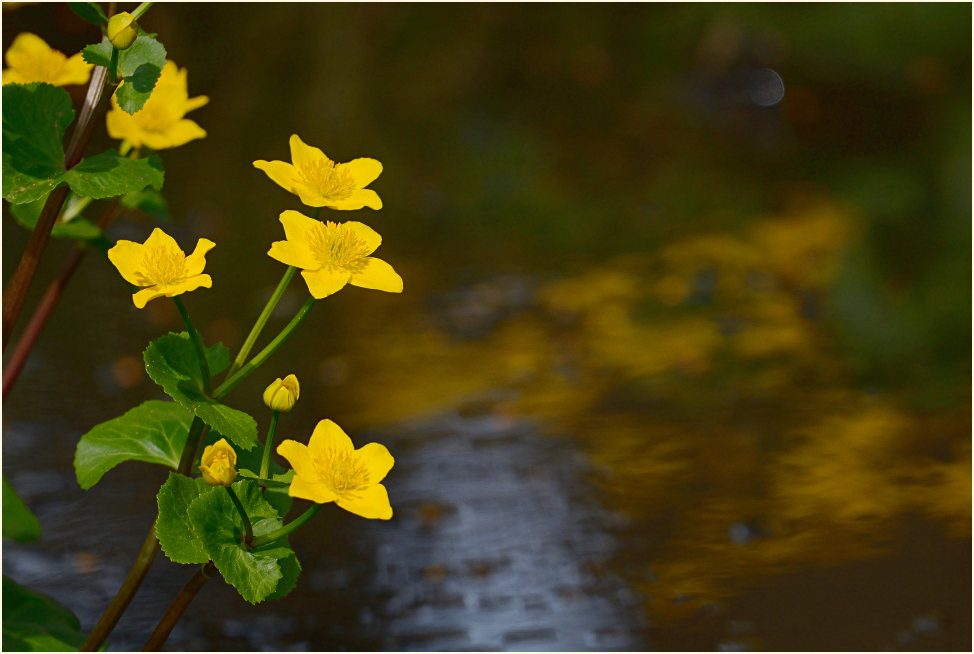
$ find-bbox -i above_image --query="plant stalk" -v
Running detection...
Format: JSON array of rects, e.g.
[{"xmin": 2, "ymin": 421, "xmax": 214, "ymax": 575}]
[
  {"xmin": 225, "ymin": 485, "xmax": 253, "ymax": 544},
  {"xmin": 227, "ymin": 266, "xmax": 296, "ymax": 378},
  {"xmin": 250, "ymin": 504, "xmax": 321, "ymax": 548},
  {"xmin": 173, "ymin": 297, "xmax": 211, "ymax": 394},
  {"xmin": 259, "ymin": 411, "xmax": 280, "ymax": 482},
  {"xmin": 141, "ymin": 562, "xmax": 215, "ymax": 652}
]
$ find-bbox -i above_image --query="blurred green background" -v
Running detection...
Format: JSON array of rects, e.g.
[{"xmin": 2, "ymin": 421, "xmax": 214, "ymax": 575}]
[{"xmin": 3, "ymin": 3, "xmax": 971, "ymax": 651}]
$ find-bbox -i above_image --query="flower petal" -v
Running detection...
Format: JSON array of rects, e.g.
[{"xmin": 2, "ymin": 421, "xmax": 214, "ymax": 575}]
[
  {"xmin": 267, "ymin": 239, "xmax": 318, "ymax": 270},
  {"xmin": 164, "ymin": 273, "xmax": 212, "ymax": 298},
  {"xmin": 336, "ymin": 484, "xmax": 393, "ymax": 520},
  {"xmin": 253, "ymin": 159, "xmax": 302, "ymax": 194},
  {"xmin": 5, "ymin": 33, "xmax": 51, "ymax": 70},
  {"xmin": 341, "ymin": 158, "xmax": 382, "ymax": 188},
  {"xmin": 288, "ymin": 475, "xmax": 338, "ymax": 504},
  {"xmin": 183, "ymin": 94, "xmax": 209, "ymax": 113},
  {"xmin": 55, "ymin": 52, "xmax": 93, "ymax": 86},
  {"xmin": 132, "ymin": 286, "xmax": 168, "ymax": 309},
  {"xmin": 276, "ymin": 439, "xmax": 318, "ymax": 480},
  {"xmin": 301, "ymin": 268, "xmax": 350, "ymax": 299},
  {"xmin": 349, "ymin": 257, "xmax": 403, "ymax": 294},
  {"xmin": 327, "ymin": 189, "xmax": 382, "ymax": 211},
  {"xmin": 344, "ymin": 221, "xmax": 381, "ymax": 255},
  {"xmin": 107, "ymin": 239, "xmax": 147, "ymax": 286},
  {"xmin": 183, "ymin": 238, "xmax": 215, "ymax": 276},
  {"xmin": 142, "ymin": 119, "xmax": 207, "ymax": 151},
  {"xmin": 356, "ymin": 442, "xmax": 394, "ymax": 484},
  {"xmin": 279, "ymin": 210, "xmax": 321, "ymax": 244},
  {"xmin": 143, "ymin": 227, "xmax": 181, "ymax": 254},
  {"xmin": 308, "ymin": 419, "xmax": 354, "ymax": 456},
  {"xmin": 289, "ymin": 134, "xmax": 328, "ymax": 169}
]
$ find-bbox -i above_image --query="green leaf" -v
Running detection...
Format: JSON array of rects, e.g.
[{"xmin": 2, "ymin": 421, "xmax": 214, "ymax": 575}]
[
  {"xmin": 189, "ymin": 480, "xmax": 297, "ymax": 604},
  {"xmin": 114, "ymin": 36, "xmax": 167, "ymax": 114},
  {"xmin": 69, "ymin": 2, "xmax": 108, "ymax": 25},
  {"xmin": 156, "ymin": 473, "xmax": 215, "ymax": 564},
  {"xmin": 121, "ymin": 186, "xmax": 170, "ymax": 221},
  {"xmin": 73, "ymin": 400, "xmax": 194, "ymax": 490},
  {"xmin": 2, "ymin": 576, "xmax": 87, "ymax": 651},
  {"xmin": 8, "ymin": 197, "xmax": 102, "ymax": 241},
  {"xmin": 2, "ymin": 476, "xmax": 40, "ymax": 542},
  {"xmin": 143, "ymin": 333, "xmax": 257, "ymax": 450},
  {"xmin": 64, "ymin": 152, "xmax": 164, "ymax": 199},
  {"xmin": 267, "ymin": 548, "xmax": 301, "ymax": 600},
  {"xmin": 2, "ymin": 83, "xmax": 74, "ymax": 204},
  {"xmin": 81, "ymin": 40, "xmax": 112, "ymax": 68}
]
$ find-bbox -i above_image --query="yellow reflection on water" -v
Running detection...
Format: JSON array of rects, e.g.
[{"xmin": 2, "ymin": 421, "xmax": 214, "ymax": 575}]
[{"xmin": 326, "ymin": 196, "xmax": 970, "ymax": 623}]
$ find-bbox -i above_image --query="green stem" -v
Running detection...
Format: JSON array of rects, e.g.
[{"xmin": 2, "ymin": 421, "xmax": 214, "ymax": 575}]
[
  {"xmin": 259, "ymin": 411, "xmax": 280, "ymax": 481},
  {"xmin": 81, "ymin": 526, "xmax": 160, "ymax": 651},
  {"xmin": 213, "ymin": 297, "xmax": 315, "ymax": 400},
  {"xmin": 250, "ymin": 504, "xmax": 321, "ymax": 548},
  {"xmin": 131, "ymin": 1, "xmax": 154, "ymax": 20},
  {"xmin": 176, "ymin": 418, "xmax": 208, "ymax": 476},
  {"xmin": 173, "ymin": 296, "xmax": 211, "ymax": 395},
  {"xmin": 227, "ymin": 267, "xmax": 297, "ymax": 378},
  {"xmin": 225, "ymin": 485, "xmax": 253, "ymax": 544},
  {"xmin": 108, "ymin": 47, "xmax": 119, "ymax": 85}
]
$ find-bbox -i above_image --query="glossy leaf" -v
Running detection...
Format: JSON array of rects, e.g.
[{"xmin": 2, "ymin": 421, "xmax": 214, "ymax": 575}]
[
  {"xmin": 69, "ymin": 2, "xmax": 108, "ymax": 25},
  {"xmin": 189, "ymin": 480, "xmax": 297, "ymax": 604},
  {"xmin": 156, "ymin": 473, "xmax": 215, "ymax": 564},
  {"xmin": 64, "ymin": 152, "xmax": 164, "ymax": 199},
  {"xmin": 8, "ymin": 196, "xmax": 102, "ymax": 241},
  {"xmin": 143, "ymin": 333, "xmax": 257, "ymax": 449},
  {"xmin": 2, "ymin": 476, "xmax": 40, "ymax": 542},
  {"xmin": 74, "ymin": 400, "xmax": 195, "ymax": 489},
  {"xmin": 2, "ymin": 576, "xmax": 87, "ymax": 651}
]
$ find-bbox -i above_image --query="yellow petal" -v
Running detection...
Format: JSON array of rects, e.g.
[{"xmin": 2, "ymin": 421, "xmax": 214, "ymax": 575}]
[
  {"xmin": 253, "ymin": 159, "xmax": 302, "ymax": 194},
  {"xmin": 349, "ymin": 257, "xmax": 403, "ymax": 294},
  {"xmin": 183, "ymin": 94, "xmax": 209, "ymax": 113},
  {"xmin": 344, "ymin": 221, "xmax": 381, "ymax": 255},
  {"xmin": 288, "ymin": 134, "xmax": 328, "ymax": 170},
  {"xmin": 341, "ymin": 158, "xmax": 382, "ymax": 188},
  {"xmin": 356, "ymin": 442, "xmax": 394, "ymax": 484},
  {"xmin": 276, "ymin": 439, "xmax": 318, "ymax": 480},
  {"xmin": 141, "ymin": 119, "xmax": 207, "ymax": 151},
  {"xmin": 105, "ymin": 107, "xmax": 140, "ymax": 145},
  {"xmin": 143, "ymin": 227, "xmax": 181, "ymax": 253},
  {"xmin": 336, "ymin": 484, "xmax": 393, "ymax": 520},
  {"xmin": 164, "ymin": 273, "xmax": 212, "ymax": 297},
  {"xmin": 267, "ymin": 239, "xmax": 318, "ymax": 270},
  {"xmin": 132, "ymin": 286, "xmax": 167, "ymax": 309},
  {"xmin": 301, "ymin": 268, "xmax": 350, "ymax": 299},
  {"xmin": 327, "ymin": 188, "xmax": 382, "ymax": 211},
  {"xmin": 308, "ymin": 419, "xmax": 354, "ymax": 456},
  {"xmin": 54, "ymin": 52, "xmax": 92, "ymax": 86},
  {"xmin": 5, "ymin": 33, "xmax": 51, "ymax": 69},
  {"xmin": 107, "ymin": 239, "xmax": 147, "ymax": 286},
  {"xmin": 279, "ymin": 209, "xmax": 321, "ymax": 244},
  {"xmin": 183, "ymin": 238, "xmax": 215, "ymax": 276},
  {"xmin": 288, "ymin": 475, "xmax": 338, "ymax": 504},
  {"xmin": 2, "ymin": 69, "xmax": 26, "ymax": 85}
]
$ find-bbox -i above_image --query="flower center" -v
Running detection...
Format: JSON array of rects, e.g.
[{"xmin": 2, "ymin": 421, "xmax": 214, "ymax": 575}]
[
  {"xmin": 306, "ymin": 221, "xmax": 370, "ymax": 273},
  {"xmin": 137, "ymin": 245, "xmax": 186, "ymax": 286},
  {"xmin": 298, "ymin": 159, "xmax": 355, "ymax": 201},
  {"xmin": 313, "ymin": 448, "xmax": 371, "ymax": 497}
]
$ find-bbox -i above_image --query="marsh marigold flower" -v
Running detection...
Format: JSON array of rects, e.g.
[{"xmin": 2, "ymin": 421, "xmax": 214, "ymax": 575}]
[
  {"xmin": 263, "ymin": 374, "xmax": 300, "ymax": 412},
  {"xmin": 107, "ymin": 227, "xmax": 215, "ymax": 308},
  {"xmin": 267, "ymin": 210, "xmax": 403, "ymax": 299},
  {"xmin": 2, "ymin": 32, "xmax": 91, "ymax": 86},
  {"xmin": 106, "ymin": 60, "xmax": 208, "ymax": 150},
  {"xmin": 277, "ymin": 419, "xmax": 394, "ymax": 520},
  {"xmin": 200, "ymin": 438, "xmax": 237, "ymax": 487},
  {"xmin": 253, "ymin": 134, "xmax": 383, "ymax": 210}
]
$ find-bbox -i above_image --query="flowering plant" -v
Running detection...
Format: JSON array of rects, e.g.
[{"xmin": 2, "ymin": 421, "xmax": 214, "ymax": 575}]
[{"xmin": 2, "ymin": 5, "xmax": 402, "ymax": 650}]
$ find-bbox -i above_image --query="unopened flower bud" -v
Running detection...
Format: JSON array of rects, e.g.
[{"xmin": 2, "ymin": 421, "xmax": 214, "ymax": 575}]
[
  {"xmin": 263, "ymin": 374, "xmax": 300, "ymax": 412},
  {"xmin": 107, "ymin": 12, "xmax": 138, "ymax": 50},
  {"xmin": 199, "ymin": 438, "xmax": 237, "ymax": 487}
]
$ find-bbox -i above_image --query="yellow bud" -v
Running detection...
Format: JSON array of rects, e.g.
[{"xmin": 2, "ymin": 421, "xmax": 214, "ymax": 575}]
[
  {"xmin": 107, "ymin": 12, "xmax": 139, "ymax": 50},
  {"xmin": 199, "ymin": 438, "xmax": 237, "ymax": 487},
  {"xmin": 263, "ymin": 374, "xmax": 300, "ymax": 412}
]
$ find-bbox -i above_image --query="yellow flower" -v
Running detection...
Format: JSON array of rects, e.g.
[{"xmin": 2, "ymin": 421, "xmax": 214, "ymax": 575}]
[
  {"xmin": 253, "ymin": 134, "xmax": 383, "ymax": 210},
  {"xmin": 199, "ymin": 438, "xmax": 237, "ymax": 487},
  {"xmin": 2, "ymin": 32, "xmax": 92, "ymax": 86},
  {"xmin": 107, "ymin": 227, "xmax": 215, "ymax": 309},
  {"xmin": 106, "ymin": 12, "xmax": 139, "ymax": 50},
  {"xmin": 105, "ymin": 60, "xmax": 209, "ymax": 150},
  {"xmin": 263, "ymin": 374, "xmax": 300, "ymax": 412},
  {"xmin": 277, "ymin": 419, "xmax": 394, "ymax": 519},
  {"xmin": 267, "ymin": 210, "xmax": 403, "ymax": 299}
]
